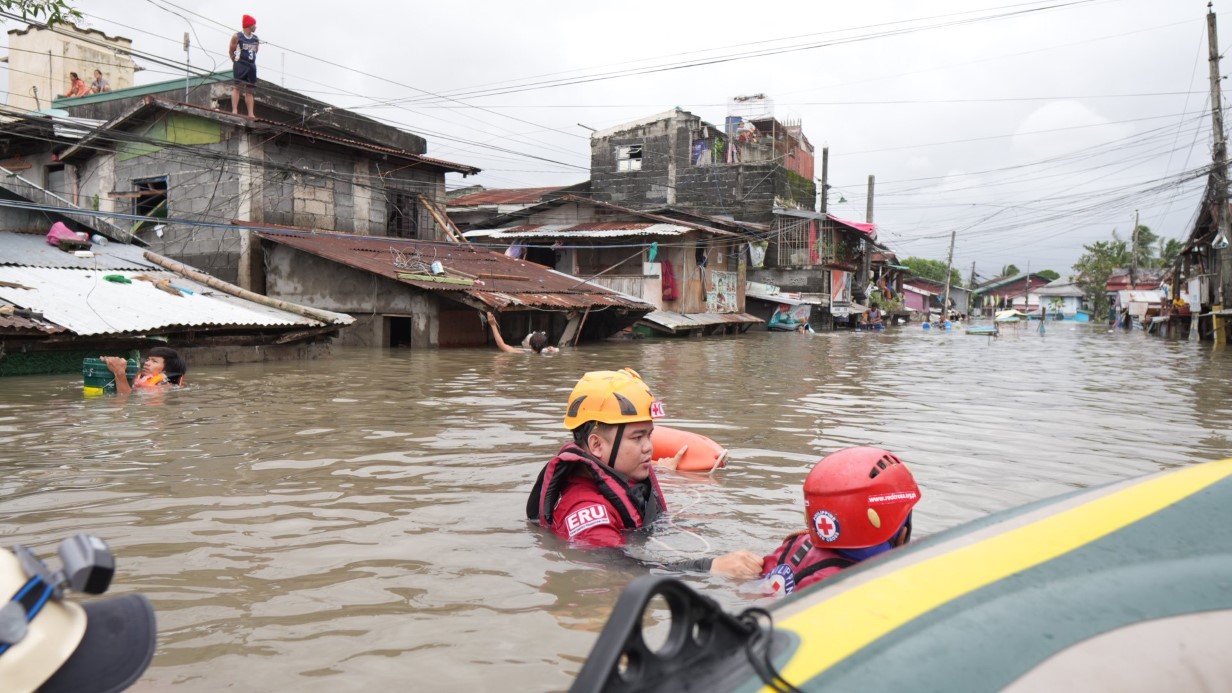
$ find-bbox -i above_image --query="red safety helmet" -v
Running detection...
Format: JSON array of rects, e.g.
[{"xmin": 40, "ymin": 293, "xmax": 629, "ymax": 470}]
[{"xmin": 804, "ymin": 447, "xmax": 920, "ymax": 549}]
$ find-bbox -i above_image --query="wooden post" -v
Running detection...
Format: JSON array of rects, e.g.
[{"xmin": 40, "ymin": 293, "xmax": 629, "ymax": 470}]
[
  {"xmin": 572, "ymin": 306, "xmax": 592, "ymax": 347},
  {"xmin": 143, "ymin": 250, "xmax": 345, "ymax": 325}
]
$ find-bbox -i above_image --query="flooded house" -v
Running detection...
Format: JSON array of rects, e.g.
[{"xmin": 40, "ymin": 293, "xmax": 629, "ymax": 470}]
[
  {"xmin": 971, "ymin": 273, "xmax": 1053, "ymax": 316},
  {"xmin": 464, "ymin": 195, "xmax": 763, "ymax": 335},
  {"xmin": 581, "ymin": 97, "xmax": 886, "ymax": 330},
  {"xmin": 42, "ymin": 78, "xmax": 480, "ymax": 289},
  {"xmin": 255, "ymin": 224, "xmax": 655, "ymax": 348},
  {"xmin": 902, "ymin": 276, "xmax": 971, "ymax": 318},
  {"xmin": 1034, "ymin": 277, "xmax": 1090, "ymax": 321}
]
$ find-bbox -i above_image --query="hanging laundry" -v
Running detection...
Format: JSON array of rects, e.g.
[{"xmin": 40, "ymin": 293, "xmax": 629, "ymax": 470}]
[{"xmin": 661, "ymin": 259, "xmax": 678, "ymax": 301}]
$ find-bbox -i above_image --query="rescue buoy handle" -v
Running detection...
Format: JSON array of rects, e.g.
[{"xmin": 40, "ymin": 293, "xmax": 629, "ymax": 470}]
[{"xmin": 570, "ymin": 576, "xmax": 800, "ymax": 693}]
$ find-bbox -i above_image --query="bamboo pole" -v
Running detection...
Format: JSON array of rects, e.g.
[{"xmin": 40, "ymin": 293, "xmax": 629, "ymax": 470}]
[{"xmin": 142, "ymin": 251, "xmax": 347, "ymax": 325}]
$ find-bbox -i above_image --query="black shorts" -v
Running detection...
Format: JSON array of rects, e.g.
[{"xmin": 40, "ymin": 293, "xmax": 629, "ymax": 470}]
[{"xmin": 233, "ymin": 61, "xmax": 257, "ymax": 85}]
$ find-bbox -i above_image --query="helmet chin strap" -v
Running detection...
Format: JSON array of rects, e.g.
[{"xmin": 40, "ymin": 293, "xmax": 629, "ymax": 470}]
[{"xmin": 606, "ymin": 423, "xmax": 627, "ymax": 470}]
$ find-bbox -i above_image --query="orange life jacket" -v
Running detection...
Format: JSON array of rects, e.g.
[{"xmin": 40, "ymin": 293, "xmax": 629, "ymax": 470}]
[{"xmin": 133, "ymin": 373, "xmax": 166, "ymax": 389}]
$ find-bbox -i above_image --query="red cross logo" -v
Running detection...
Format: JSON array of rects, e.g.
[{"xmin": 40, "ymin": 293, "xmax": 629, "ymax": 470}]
[{"xmin": 813, "ymin": 510, "xmax": 840, "ymax": 542}]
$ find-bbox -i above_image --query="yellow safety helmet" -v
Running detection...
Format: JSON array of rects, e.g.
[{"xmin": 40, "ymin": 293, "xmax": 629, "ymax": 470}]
[{"xmin": 564, "ymin": 368, "xmax": 665, "ymax": 430}]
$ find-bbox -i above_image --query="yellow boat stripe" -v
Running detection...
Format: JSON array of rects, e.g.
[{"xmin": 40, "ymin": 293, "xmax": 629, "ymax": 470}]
[{"xmin": 770, "ymin": 460, "xmax": 1232, "ymax": 689}]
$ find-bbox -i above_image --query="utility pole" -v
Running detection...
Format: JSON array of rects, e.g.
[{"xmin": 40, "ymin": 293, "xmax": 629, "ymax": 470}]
[
  {"xmin": 1130, "ymin": 209, "xmax": 1139, "ymax": 290},
  {"xmin": 865, "ymin": 174, "xmax": 875, "ymax": 223},
  {"xmin": 819, "ymin": 146, "xmax": 829, "ymax": 214},
  {"xmin": 940, "ymin": 230, "xmax": 956, "ymax": 323},
  {"xmin": 969, "ymin": 261, "xmax": 978, "ymax": 317},
  {"xmin": 1208, "ymin": 3, "xmax": 1231, "ymax": 342}
]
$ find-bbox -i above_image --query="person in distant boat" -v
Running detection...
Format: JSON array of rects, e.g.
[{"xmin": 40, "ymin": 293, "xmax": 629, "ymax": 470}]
[
  {"xmin": 486, "ymin": 312, "xmax": 559, "ymax": 353},
  {"xmin": 768, "ymin": 303, "xmax": 806, "ymax": 332},
  {"xmin": 88, "ymin": 69, "xmax": 110, "ymax": 94},
  {"xmin": 759, "ymin": 447, "xmax": 920, "ymax": 596},
  {"xmin": 526, "ymin": 368, "xmax": 763, "ymax": 578},
  {"xmin": 228, "ymin": 14, "xmax": 259, "ymax": 116},
  {"xmin": 101, "ymin": 347, "xmax": 186, "ymax": 394},
  {"xmin": 63, "ymin": 72, "xmax": 89, "ymax": 98}
]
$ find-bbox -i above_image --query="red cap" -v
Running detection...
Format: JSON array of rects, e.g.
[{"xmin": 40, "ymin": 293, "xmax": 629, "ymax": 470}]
[{"xmin": 242, "ymin": 14, "xmax": 256, "ymax": 28}]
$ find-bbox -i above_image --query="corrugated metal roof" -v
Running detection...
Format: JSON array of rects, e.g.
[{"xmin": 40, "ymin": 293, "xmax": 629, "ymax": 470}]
[
  {"xmin": 448, "ymin": 186, "xmax": 566, "ymax": 207},
  {"xmin": 0, "ymin": 232, "xmax": 158, "ymax": 270},
  {"xmin": 257, "ymin": 229, "xmax": 655, "ymax": 312},
  {"xmin": 0, "ymin": 267, "xmax": 330, "ymax": 336},
  {"xmin": 465, "ymin": 222, "xmax": 692, "ymax": 240},
  {"xmin": 639, "ymin": 311, "xmax": 763, "ymax": 333}
]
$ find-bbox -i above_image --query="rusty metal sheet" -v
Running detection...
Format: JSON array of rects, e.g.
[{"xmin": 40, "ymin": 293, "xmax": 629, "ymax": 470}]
[
  {"xmin": 448, "ymin": 187, "xmax": 567, "ymax": 207},
  {"xmin": 257, "ymin": 228, "xmax": 655, "ymax": 313}
]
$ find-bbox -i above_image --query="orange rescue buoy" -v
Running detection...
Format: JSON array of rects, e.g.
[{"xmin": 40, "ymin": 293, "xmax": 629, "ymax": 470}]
[{"xmin": 652, "ymin": 425, "xmax": 729, "ymax": 473}]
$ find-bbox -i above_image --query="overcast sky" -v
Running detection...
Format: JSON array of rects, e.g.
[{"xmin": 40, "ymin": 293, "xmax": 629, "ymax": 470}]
[{"xmin": 4, "ymin": 0, "xmax": 1222, "ymax": 278}]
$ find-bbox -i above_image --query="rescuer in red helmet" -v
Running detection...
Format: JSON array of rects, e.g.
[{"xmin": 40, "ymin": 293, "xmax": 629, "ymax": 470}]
[{"xmin": 760, "ymin": 447, "xmax": 921, "ymax": 596}]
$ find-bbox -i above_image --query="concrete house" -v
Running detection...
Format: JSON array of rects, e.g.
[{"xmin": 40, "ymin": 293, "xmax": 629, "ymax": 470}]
[
  {"xmin": 3, "ymin": 22, "xmax": 139, "ymax": 111},
  {"xmin": 0, "ymin": 72, "xmax": 479, "ymax": 292},
  {"xmin": 588, "ymin": 106, "xmax": 815, "ymax": 222},
  {"xmin": 1035, "ymin": 277, "xmax": 1089, "ymax": 320},
  {"xmin": 465, "ymin": 195, "xmax": 764, "ymax": 335},
  {"xmin": 256, "ymin": 226, "xmax": 654, "ymax": 348},
  {"xmin": 584, "ymin": 100, "xmax": 887, "ymax": 329}
]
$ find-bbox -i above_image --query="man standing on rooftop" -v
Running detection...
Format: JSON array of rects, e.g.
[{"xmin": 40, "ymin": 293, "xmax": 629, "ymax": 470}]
[{"xmin": 228, "ymin": 14, "xmax": 259, "ymax": 116}]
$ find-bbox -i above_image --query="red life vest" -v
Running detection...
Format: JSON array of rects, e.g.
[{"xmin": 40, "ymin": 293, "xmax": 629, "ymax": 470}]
[
  {"xmin": 526, "ymin": 442, "xmax": 667, "ymax": 532},
  {"xmin": 762, "ymin": 533, "xmax": 855, "ymax": 595}
]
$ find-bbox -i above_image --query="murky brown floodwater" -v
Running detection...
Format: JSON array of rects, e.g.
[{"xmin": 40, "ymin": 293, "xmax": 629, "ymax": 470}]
[{"xmin": 2, "ymin": 323, "xmax": 1231, "ymax": 691}]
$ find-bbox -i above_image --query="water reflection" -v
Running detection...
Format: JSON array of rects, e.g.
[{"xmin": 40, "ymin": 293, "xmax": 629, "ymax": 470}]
[{"xmin": 1, "ymin": 326, "xmax": 1229, "ymax": 690}]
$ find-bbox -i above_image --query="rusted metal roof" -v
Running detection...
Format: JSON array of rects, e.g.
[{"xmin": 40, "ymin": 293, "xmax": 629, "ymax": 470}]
[
  {"xmin": 256, "ymin": 228, "xmax": 655, "ymax": 313},
  {"xmin": 466, "ymin": 222, "xmax": 692, "ymax": 240},
  {"xmin": 448, "ymin": 186, "xmax": 567, "ymax": 207},
  {"xmin": 0, "ymin": 306, "xmax": 67, "ymax": 334},
  {"xmin": 639, "ymin": 311, "xmax": 763, "ymax": 333}
]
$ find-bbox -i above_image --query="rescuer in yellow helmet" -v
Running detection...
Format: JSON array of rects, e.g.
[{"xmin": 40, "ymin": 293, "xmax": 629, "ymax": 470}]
[{"xmin": 526, "ymin": 368, "xmax": 761, "ymax": 578}]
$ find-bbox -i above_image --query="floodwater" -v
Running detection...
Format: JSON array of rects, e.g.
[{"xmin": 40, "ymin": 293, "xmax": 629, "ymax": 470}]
[{"xmin": 2, "ymin": 323, "xmax": 1230, "ymax": 691}]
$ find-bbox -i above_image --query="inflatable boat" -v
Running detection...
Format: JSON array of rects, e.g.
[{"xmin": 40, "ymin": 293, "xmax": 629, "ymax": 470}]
[{"xmin": 571, "ymin": 458, "xmax": 1232, "ymax": 692}]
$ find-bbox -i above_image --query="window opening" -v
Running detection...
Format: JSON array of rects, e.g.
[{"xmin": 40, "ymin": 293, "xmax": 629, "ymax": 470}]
[
  {"xmin": 132, "ymin": 176, "xmax": 168, "ymax": 234},
  {"xmin": 388, "ymin": 191, "xmax": 419, "ymax": 238},
  {"xmin": 616, "ymin": 144, "xmax": 643, "ymax": 172}
]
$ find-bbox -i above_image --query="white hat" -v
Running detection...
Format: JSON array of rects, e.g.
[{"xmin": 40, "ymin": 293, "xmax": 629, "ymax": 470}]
[{"xmin": 0, "ymin": 546, "xmax": 156, "ymax": 693}]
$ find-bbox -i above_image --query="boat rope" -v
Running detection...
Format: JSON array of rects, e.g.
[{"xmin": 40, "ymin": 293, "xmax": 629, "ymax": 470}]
[{"xmin": 737, "ymin": 607, "xmax": 803, "ymax": 693}]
